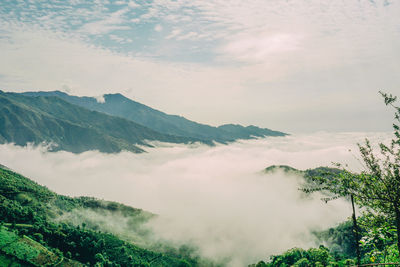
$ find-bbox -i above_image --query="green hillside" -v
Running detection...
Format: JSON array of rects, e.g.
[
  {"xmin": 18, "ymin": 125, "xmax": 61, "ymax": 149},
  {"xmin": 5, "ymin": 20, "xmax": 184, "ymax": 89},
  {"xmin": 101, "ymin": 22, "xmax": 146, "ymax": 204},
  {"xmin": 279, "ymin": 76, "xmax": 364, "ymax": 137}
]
[
  {"xmin": 21, "ymin": 91, "xmax": 287, "ymax": 142},
  {"xmin": 0, "ymin": 166, "xmax": 200, "ymax": 266},
  {"xmin": 0, "ymin": 226, "xmax": 84, "ymax": 266},
  {"xmin": 263, "ymin": 165, "xmax": 342, "ymax": 181},
  {"xmin": 0, "ymin": 91, "xmax": 199, "ymax": 153}
]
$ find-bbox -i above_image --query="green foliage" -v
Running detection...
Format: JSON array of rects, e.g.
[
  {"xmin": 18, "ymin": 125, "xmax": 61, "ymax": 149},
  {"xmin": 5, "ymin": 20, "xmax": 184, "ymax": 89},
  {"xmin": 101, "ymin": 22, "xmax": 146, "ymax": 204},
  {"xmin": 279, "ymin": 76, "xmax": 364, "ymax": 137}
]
[
  {"xmin": 2, "ymin": 239, "xmax": 40, "ymax": 263},
  {"xmin": 356, "ymin": 213, "xmax": 399, "ymax": 264},
  {"xmin": 264, "ymin": 165, "xmax": 302, "ymax": 175},
  {"xmin": 251, "ymin": 241, "xmax": 395, "ymax": 267},
  {"xmin": 261, "ymin": 246, "xmax": 337, "ymax": 267},
  {"xmin": 294, "ymin": 257, "xmax": 310, "ymax": 267},
  {"xmin": 0, "ymin": 227, "xmax": 19, "ymax": 247},
  {"xmin": 307, "ymin": 246, "xmax": 330, "ymax": 265},
  {"xmin": 313, "ymin": 220, "xmax": 359, "ymax": 258},
  {"xmin": 270, "ymin": 248, "xmax": 306, "ymax": 266},
  {"xmin": 0, "ymin": 253, "xmax": 30, "ymax": 267},
  {"xmin": 0, "ymin": 226, "xmax": 67, "ymax": 266}
]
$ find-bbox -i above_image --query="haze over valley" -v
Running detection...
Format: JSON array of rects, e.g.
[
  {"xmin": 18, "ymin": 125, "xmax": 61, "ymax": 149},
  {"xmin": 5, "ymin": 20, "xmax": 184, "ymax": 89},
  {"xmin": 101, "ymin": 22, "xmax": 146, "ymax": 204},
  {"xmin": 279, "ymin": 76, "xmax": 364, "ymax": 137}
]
[
  {"xmin": 1, "ymin": 0, "xmax": 400, "ymax": 266},
  {"xmin": 0, "ymin": 131, "xmax": 391, "ymax": 266}
]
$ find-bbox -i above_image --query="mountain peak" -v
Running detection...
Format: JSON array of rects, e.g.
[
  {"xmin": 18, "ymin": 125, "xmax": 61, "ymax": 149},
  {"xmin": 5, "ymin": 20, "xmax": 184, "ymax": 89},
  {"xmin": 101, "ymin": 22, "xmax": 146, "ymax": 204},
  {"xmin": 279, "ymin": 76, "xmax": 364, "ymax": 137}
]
[
  {"xmin": 21, "ymin": 90, "xmax": 69, "ymax": 98},
  {"xmin": 17, "ymin": 90, "xmax": 287, "ymax": 145},
  {"xmin": 104, "ymin": 93, "xmax": 126, "ymax": 99}
]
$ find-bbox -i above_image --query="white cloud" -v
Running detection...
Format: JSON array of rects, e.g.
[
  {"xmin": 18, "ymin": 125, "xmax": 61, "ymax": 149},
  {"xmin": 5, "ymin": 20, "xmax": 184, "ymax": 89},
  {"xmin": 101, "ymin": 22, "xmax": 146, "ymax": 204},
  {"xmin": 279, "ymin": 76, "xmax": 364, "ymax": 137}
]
[
  {"xmin": 140, "ymin": 7, "xmax": 159, "ymax": 20},
  {"xmin": 0, "ymin": 132, "xmax": 391, "ymax": 265},
  {"xmin": 176, "ymin": 31, "xmax": 198, "ymax": 40},
  {"xmin": 128, "ymin": 0, "xmax": 140, "ymax": 8},
  {"xmin": 222, "ymin": 33, "xmax": 303, "ymax": 63},
  {"xmin": 154, "ymin": 24, "xmax": 163, "ymax": 32},
  {"xmin": 141, "ymin": 0, "xmax": 400, "ymax": 65},
  {"xmin": 166, "ymin": 28, "xmax": 182, "ymax": 39},
  {"xmin": 94, "ymin": 94, "xmax": 105, "ymax": 103},
  {"xmin": 109, "ymin": 34, "xmax": 123, "ymax": 42},
  {"xmin": 130, "ymin": 18, "xmax": 140, "ymax": 23},
  {"xmin": 79, "ymin": 8, "xmax": 130, "ymax": 35},
  {"xmin": 109, "ymin": 34, "xmax": 132, "ymax": 43}
]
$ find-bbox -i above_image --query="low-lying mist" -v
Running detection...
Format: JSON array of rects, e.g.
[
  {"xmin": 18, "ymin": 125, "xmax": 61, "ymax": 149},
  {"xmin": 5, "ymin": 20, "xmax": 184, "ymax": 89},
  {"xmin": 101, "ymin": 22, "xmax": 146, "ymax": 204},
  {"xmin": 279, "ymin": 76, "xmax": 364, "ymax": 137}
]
[{"xmin": 0, "ymin": 132, "xmax": 391, "ymax": 266}]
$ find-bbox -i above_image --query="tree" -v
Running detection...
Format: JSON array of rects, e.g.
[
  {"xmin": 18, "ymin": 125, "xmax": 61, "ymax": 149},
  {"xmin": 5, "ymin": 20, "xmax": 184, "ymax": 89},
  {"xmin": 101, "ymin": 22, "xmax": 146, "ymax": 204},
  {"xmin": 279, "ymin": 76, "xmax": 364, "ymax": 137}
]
[{"xmin": 303, "ymin": 91, "xmax": 400, "ymax": 257}]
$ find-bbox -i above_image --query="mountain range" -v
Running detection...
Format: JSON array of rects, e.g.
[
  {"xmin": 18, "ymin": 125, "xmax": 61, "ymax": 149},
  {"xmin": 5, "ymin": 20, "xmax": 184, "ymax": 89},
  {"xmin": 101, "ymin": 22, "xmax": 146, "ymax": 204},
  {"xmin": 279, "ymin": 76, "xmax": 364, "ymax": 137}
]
[{"xmin": 0, "ymin": 90, "xmax": 286, "ymax": 153}]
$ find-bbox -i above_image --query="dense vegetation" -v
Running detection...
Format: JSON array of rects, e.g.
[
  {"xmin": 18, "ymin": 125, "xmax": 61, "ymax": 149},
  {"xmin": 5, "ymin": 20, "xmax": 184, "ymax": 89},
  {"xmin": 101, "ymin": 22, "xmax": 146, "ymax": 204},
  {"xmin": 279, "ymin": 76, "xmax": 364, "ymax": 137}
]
[
  {"xmin": 21, "ymin": 91, "xmax": 287, "ymax": 142},
  {"xmin": 0, "ymin": 91, "xmax": 199, "ymax": 153},
  {"xmin": 0, "ymin": 166, "xmax": 204, "ymax": 266},
  {"xmin": 250, "ymin": 218, "xmax": 400, "ymax": 266}
]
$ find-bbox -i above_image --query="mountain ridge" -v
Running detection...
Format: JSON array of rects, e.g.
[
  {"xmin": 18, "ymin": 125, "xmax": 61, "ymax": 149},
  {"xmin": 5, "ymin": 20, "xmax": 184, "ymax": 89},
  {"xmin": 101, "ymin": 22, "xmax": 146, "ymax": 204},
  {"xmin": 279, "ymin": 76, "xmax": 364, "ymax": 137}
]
[
  {"xmin": 21, "ymin": 90, "xmax": 287, "ymax": 142},
  {"xmin": 0, "ymin": 91, "xmax": 199, "ymax": 153}
]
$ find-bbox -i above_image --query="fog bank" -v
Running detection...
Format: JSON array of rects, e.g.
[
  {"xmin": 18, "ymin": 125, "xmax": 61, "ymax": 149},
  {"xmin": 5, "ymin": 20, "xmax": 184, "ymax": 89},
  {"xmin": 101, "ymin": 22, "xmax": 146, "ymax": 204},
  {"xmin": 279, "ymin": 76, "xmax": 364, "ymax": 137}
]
[{"xmin": 0, "ymin": 132, "xmax": 391, "ymax": 265}]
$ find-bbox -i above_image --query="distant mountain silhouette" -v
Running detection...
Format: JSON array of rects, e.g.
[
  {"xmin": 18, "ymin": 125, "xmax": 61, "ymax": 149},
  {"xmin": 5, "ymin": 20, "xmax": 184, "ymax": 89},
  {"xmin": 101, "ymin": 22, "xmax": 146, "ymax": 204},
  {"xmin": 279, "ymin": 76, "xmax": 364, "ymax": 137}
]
[
  {"xmin": 0, "ymin": 91, "xmax": 197, "ymax": 153},
  {"xmin": 22, "ymin": 91, "xmax": 287, "ymax": 143}
]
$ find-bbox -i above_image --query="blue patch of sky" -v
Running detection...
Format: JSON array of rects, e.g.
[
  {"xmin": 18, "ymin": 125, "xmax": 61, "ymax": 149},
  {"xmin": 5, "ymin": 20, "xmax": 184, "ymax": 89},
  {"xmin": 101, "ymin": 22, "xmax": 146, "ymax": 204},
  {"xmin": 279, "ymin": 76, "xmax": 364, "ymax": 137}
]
[{"xmin": 0, "ymin": 0, "xmax": 220, "ymax": 64}]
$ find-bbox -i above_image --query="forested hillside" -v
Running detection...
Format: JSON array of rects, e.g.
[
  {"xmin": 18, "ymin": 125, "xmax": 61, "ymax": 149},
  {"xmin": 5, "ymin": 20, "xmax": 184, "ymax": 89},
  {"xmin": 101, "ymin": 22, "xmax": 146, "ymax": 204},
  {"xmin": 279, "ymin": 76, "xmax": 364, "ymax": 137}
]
[{"xmin": 0, "ymin": 166, "xmax": 206, "ymax": 266}]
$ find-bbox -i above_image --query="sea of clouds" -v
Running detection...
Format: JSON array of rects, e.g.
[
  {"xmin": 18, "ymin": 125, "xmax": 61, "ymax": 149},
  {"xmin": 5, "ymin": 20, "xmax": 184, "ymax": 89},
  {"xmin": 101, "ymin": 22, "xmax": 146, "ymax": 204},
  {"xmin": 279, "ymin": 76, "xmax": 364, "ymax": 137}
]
[{"xmin": 0, "ymin": 132, "xmax": 392, "ymax": 266}]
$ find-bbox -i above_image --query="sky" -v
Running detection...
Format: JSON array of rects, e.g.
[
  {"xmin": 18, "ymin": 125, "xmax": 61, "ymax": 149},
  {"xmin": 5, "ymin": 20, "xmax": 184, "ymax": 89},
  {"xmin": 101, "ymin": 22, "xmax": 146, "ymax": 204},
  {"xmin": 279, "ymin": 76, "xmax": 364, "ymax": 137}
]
[{"xmin": 1, "ymin": 0, "xmax": 400, "ymax": 132}]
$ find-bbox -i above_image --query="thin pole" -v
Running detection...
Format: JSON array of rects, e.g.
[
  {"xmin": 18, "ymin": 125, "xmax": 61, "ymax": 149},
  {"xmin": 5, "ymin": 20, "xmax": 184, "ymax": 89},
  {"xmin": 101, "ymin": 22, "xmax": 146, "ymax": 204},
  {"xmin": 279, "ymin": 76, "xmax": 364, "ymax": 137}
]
[{"xmin": 351, "ymin": 194, "xmax": 361, "ymax": 266}]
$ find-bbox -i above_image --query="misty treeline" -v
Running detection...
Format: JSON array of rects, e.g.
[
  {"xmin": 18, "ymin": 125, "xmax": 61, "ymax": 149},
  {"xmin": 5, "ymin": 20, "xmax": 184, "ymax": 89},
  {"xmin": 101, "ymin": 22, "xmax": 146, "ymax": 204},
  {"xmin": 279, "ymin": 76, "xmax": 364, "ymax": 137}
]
[
  {"xmin": 252, "ymin": 92, "xmax": 400, "ymax": 266},
  {"xmin": 0, "ymin": 167, "xmax": 206, "ymax": 266}
]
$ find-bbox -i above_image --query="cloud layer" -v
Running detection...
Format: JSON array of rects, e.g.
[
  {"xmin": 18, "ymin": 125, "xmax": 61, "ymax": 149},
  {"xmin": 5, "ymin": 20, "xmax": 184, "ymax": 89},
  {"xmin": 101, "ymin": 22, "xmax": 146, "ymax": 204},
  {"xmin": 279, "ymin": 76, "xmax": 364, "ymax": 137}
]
[{"xmin": 0, "ymin": 132, "xmax": 392, "ymax": 265}]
